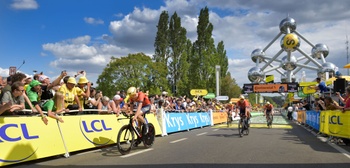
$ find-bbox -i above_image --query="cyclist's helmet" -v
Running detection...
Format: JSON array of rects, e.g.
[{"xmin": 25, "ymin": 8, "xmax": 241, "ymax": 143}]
[{"xmin": 127, "ymin": 86, "xmax": 137, "ymax": 97}]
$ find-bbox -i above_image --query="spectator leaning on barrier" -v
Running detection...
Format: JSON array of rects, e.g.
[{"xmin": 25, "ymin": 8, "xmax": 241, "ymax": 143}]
[
  {"xmin": 26, "ymin": 80, "xmax": 49, "ymax": 125},
  {"xmin": 76, "ymin": 76, "xmax": 91, "ymax": 110},
  {"xmin": 336, "ymin": 86, "xmax": 350, "ymax": 112},
  {"xmin": 98, "ymin": 96, "xmax": 113, "ymax": 114},
  {"xmin": 1, "ymin": 81, "xmax": 25, "ymax": 115},
  {"xmin": 59, "ymin": 77, "xmax": 82, "ymax": 113},
  {"xmin": 319, "ymin": 96, "xmax": 342, "ymax": 111}
]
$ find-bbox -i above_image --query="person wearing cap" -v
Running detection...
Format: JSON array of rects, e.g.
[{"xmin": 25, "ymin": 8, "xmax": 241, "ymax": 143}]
[
  {"xmin": 76, "ymin": 76, "xmax": 91, "ymax": 111},
  {"xmin": 1, "ymin": 81, "xmax": 25, "ymax": 115},
  {"xmin": 58, "ymin": 77, "xmax": 82, "ymax": 113},
  {"xmin": 308, "ymin": 77, "xmax": 328, "ymax": 96},
  {"xmin": 26, "ymin": 80, "xmax": 49, "ymax": 125},
  {"xmin": 37, "ymin": 71, "xmax": 67, "ymax": 119},
  {"xmin": 263, "ymin": 101, "xmax": 274, "ymax": 125},
  {"xmin": 112, "ymin": 94, "xmax": 125, "ymax": 116}
]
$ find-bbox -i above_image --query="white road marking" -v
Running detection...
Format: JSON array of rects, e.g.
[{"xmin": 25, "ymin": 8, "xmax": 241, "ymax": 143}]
[
  {"xmin": 120, "ymin": 148, "xmax": 153, "ymax": 158},
  {"xmin": 196, "ymin": 132, "xmax": 208, "ymax": 136},
  {"xmin": 212, "ymin": 129, "xmax": 219, "ymax": 131},
  {"xmin": 170, "ymin": 138, "xmax": 187, "ymax": 144}
]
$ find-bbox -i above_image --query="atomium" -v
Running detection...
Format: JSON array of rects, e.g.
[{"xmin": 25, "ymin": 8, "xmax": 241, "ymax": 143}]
[
  {"xmin": 251, "ymin": 48, "xmax": 265, "ymax": 63},
  {"xmin": 281, "ymin": 55, "xmax": 297, "ymax": 71},
  {"xmin": 281, "ymin": 72, "xmax": 296, "ymax": 83},
  {"xmin": 311, "ymin": 43, "xmax": 329, "ymax": 59},
  {"xmin": 318, "ymin": 62, "xmax": 336, "ymax": 75},
  {"xmin": 280, "ymin": 33, "xmax": 300, "ymax": 52},
  {"xmin": 248, "ymin": 67, "xmax": 264, "ymax": 83},
  {"xmin": 279, "ymin": 17, "xmax": 297, "ymax": 34}
]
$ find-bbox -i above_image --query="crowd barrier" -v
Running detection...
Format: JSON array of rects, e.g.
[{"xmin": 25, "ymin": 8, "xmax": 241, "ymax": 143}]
[
  {"xmin": 0, "ymin": 111, "xmax": 162, "ymax": 167},
  {"xmin": 297, "ymin": 110, "xmax": 350, "ymax": 139}
]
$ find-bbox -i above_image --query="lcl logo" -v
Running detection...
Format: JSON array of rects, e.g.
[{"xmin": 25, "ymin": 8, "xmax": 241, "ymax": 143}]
[
  {"xmin": 80, "ymin": 119, "xmax": 113, "ymax": 145},
  {"xmin": 0, "ymin": 123, "xmax": 38, "ymax": 163}
]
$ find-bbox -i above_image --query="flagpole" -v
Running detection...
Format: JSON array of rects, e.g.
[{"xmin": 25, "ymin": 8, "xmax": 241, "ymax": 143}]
[{"xmin": 17, "ymin": 60, "xmax": 25, "ymax": 71}]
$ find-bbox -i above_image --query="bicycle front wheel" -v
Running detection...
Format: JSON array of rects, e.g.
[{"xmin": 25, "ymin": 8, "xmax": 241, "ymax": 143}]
[
  {"xmin": 142, "ymin": 123, "xmax": 155, "ymax": 148},
  {"xmin": 117, "ymin": 125, "xmax": 135, "ymax": 155}
]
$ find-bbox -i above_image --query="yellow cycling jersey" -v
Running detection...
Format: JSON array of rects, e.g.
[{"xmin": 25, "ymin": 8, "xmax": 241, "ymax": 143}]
[{"xmin": 59, "ymin": 84, "xmax": 80, "ymax": 108}]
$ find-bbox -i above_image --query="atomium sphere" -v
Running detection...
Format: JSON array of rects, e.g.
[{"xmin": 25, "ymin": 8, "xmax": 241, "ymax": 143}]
[
  {"xmin": 279, "ymin": 17, "xmax": 297, "ymax": 34},
  {"xmin": 280, "ymin": 33, "xmax": 300, "ymax": 52},
  {"xmin": 248, "ymin": 67, "xmax": 264, "ymax": 83},
  {"xmin": 319, "ymin": 62, "xmax": 336, "ymax": 74},
  {"xmin": 311, "ymin": 43, "xmax": 329, "ymax": 59},
  {"xmin": 281, "ymin": 72, "xmax": 296, "ymax": 83},
  {"xmin": 281, "ymin": 55, "xmax": 297, "ymax": 71},
  {"xmin": 251, "ymin": 48, "xmax": 265, "ymax": 63}
]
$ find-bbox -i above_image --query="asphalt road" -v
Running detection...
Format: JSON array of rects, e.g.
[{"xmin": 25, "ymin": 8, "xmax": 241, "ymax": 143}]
[{"xmin": 8, "ymin": 113, "xmax": 350, "ymax": 168}]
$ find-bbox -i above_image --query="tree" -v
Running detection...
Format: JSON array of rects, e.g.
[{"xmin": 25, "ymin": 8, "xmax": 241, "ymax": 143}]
[
  {"xmin": 168, "ymin": 12, "xmax": 188, "ymax": 95},
  {"xmin": 190, "ymin": 6, "xmax": 217, "ymax": 92},
  {"xmin": 96, "ymin": 53, "xmax": 167, "ymax": 98}
]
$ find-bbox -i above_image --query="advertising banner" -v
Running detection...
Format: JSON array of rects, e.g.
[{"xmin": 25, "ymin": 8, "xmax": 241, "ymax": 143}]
[{"xmin": 0, "ymin": 117, "xmax": 66, "ymax": 167}]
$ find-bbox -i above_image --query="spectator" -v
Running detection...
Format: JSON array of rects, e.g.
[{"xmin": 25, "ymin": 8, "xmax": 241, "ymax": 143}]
[
  {"xmin": 1, "ymin": 81, "xmax": 25, "ymax": 115},
  {"xmin": 301, "ymin": 99, "xmax": 311, "ymax": 110},
  {"xmin": 319, "ymin": 96, "xmax": 341, "ymax": 111},
  {"xmin": 336, "ymin": 87, "xmax": 350, "ymax": 112},
  {"xmin": 76, "ymin": 76, "xmax": 91, "ymax": 110},
  {"xmin": 25, "ymin": 80, "xmax": 48, "ymax": 125},
  {"xmin": 309, "ymin": 77, "xmax": 328, "ymax": 95},
  {"xmin": 38, "ymin": 71, "xmax": 66, "ymax": 120},
  {"xmin": 112, "ymin": 94, "xmax": 124, "ymax": 116},
  {"xmin": 98, "ymin": 96, "xmax": 113, "ymax": 114},
  {"xmin": 59, "ymin": 77, "xmax": 82, "ymax": 113}
]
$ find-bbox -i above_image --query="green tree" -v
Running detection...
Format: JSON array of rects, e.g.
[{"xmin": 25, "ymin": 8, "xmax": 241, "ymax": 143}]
[
  {"xmin": 190, "ymin": 6, "xmax": 217, "ymax": 92},
  {"xmin": 96, "ymin": 53, "xmax": 167, "ymax": 98},
  {"xmin": 168, "ymin": 12, "xmax": 188, "ymax": 96}
]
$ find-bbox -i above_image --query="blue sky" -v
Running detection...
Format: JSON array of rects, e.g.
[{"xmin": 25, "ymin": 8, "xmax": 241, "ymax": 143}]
[{"xmin": 1, "ymin": 0, "xmax": 350, "ymax": 89}]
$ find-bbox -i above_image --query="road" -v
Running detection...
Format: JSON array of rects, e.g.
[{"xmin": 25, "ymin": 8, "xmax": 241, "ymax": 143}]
[{"xmin": 9, "ymin": 113, "xmax": 350, "ymax": 168}]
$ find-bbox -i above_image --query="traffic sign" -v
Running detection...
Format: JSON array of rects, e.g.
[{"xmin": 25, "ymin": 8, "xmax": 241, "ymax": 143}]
[
  {"xmin": 190, "ymin": 89, "xmax": 208, "ymax": 96},
  {"xmin": 216, "ymin": 96, "xmax": 229, "ymax": 101}
]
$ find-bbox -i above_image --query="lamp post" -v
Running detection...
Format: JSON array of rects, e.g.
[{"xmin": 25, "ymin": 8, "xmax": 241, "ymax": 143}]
[{"xmin": 215, "ymin": 65, "xmax": 220, "ymax": 97}]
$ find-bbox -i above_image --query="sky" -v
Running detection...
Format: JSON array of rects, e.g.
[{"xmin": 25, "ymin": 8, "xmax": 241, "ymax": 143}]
[{"xmin": 1, "ymin": 0, "xmax": 350, "ymax": 90}]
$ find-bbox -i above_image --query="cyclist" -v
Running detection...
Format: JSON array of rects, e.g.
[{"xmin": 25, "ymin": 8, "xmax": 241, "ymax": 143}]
[
  {"xmin": 234, "ymin": 95, "xmax": 250, "ymax": 133},
  {"xmin": 264, "ymin": 101, "xmax": 274, "ymax": 126},
  {"xmin": 126, "ymin": 86, "xmax": 151, "ymax": 134}
]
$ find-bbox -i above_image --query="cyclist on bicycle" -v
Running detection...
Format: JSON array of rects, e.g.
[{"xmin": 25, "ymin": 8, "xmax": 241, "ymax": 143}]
[
  {"xmin": 234, "ymin": 95, "xmax": 250, "ymax": 130},
  {"xmin": 264, "ymin": 101, "xmax": 274, "ymax": 125},
  {"xmin": 126, "ymin": 86, "xmax": 151, "ymax": 133}
]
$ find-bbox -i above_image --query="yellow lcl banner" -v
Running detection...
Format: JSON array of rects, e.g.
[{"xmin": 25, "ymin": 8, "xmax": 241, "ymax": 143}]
[
  {"xmin": 190, "ymin": 89, "xmax": 208, "ymax": 96},
  {"xmin": 320, "ymin": 110, "xmax": 350, "ymax": 139}
]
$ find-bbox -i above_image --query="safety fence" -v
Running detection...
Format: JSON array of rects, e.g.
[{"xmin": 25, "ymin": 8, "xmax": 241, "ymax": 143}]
[
  {"xmin": 296, "ymin": 110, "xmax": 350, "ymax": 139},
  {"xmin": 0, "ymin": 109, "xmax": 232, "ymax": 167}
]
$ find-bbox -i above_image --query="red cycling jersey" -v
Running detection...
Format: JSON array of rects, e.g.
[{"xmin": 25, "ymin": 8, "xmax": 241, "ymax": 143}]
[{"xmin": 130, "ymin": 91, "xmax": 151, "ymax": 107}]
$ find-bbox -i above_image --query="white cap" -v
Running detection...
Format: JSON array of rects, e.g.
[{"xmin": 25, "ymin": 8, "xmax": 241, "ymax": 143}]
[
  {"xmin": 239, "ymin": 95, "xmax": 245, "ymax": 99},
  {"xmin": 113, "ymin": 95, "xmax": 121, "ymax": 101},
  {"xmin": 162, "ymin": 91, "xmax": 168, "ymax": 95},
  {"xmin": 39, "ymin": 75, "xmax": 49, "ymax": 82},
  {"xmin": 266, "ymin": 101, "xmax": 270, "ymax": 104}
]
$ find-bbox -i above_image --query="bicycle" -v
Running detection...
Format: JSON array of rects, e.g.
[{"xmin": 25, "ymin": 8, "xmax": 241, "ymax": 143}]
[
  {"xmin": 227, "ymin": 113, "xmax": 233, "ymax": 127},
  {"xmin": 266, "ymin": 113, "xmax": 273, "ymax": 128},
  {"xmin": 238, "ymin": 115, "xmax": 249, "ymax": 137},
  {"xmin": 116, "ymin": 111, "xmax": 155, "ymax": 155}
]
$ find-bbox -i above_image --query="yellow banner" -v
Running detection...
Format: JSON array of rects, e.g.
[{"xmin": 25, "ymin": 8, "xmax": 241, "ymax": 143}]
[
  {"xmin": 302, "ymin": 87, "xmax": 316, "ymax": 94},
  {"xmin": 212, "ymin": 112, "xmax": 228, "ymax": 124},
  {"xmin": 190, "ymin": 89, "xmax": 208, "ymax": 96},
  {"xmin": 326, "ymin": 110, "xmax": 350, "ymax": 138},
  {"xmin": 0, "ymin": 117, "xmax": 66, "ymax": 167},
  {"xmin": 297, "ymin": 110, "xmax": 306, "ymax": 124}
]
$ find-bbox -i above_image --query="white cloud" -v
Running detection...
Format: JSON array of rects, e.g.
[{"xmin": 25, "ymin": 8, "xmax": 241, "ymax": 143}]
[
  {"xmin": 42, "ymin": 0, "xmax": 350, "ymax": 88},
  {"xmin": 84, "ymin": 17, "xmax": 104, "ymax": 25},
  {"xmin": 10, "ymin": 0, "xmax": 38, "ymax": 10}
]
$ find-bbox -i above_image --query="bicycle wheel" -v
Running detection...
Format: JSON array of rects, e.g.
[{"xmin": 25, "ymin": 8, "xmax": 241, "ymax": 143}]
[
  {"xmin": 227, "ymin": 116, "xmax": 232, "ymax": 127},
  {"xmin": 244, "ymin": 119, "xmax": 249, "ymax": 135},
  {"xmin": 117, "ymin": 125, "xmax": 135, "ymax": 155},
  {"xmin": 142, "ymin": 123, "xmax": 155, "ymax": 148},
  {"xmin": 238, "ymin": 120, "xmax": 243, "ymax": 137}
]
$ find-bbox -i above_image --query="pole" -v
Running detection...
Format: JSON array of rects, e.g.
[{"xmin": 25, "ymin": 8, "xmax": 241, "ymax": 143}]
[{"xmin": 215, "ymin": 65, "xmax": 220, "ymax": 97}]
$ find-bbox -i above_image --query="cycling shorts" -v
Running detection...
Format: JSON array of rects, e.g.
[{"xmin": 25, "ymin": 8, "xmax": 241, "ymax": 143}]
[{"xmin": 134, "ymin": 104, "xmax": 151, "ymax": 114}]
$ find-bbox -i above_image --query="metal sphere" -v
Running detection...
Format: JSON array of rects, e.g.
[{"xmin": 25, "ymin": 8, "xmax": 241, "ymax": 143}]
[
  {"xmin": 281, "ymin": 55, "xmax": 297, "ymax": 71},
  {"xmin": 248, "ymin": 67, "xmax": 264, "ymax": 83},
  {"xmin": 251, "ymin": 48, "xmax": 265, "ymax": 63},
  {"xmin": 311, "ymin": 43, "xmax": 329, "ymax": 59},
  {"xmin": 281, "ymin": 72, "xmax": 296, "ymax": 83},
  {"xmin": 279, "ymin": 17, "xmax": 297, "ymax": 34},
  {"xmin": 280, "ymin": 33, "xmax": 300, "ymax": 52},
  {"xmin": 320, "ymin": 62, "xmax": 336, "ymax": 74}
]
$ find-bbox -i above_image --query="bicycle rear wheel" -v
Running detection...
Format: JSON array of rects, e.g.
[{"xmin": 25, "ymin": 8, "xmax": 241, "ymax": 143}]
[
  {"xmin": 117, "ymin": 125, "xmax": 135, "ymax": 155},
  {"xmin": 244, "ymin": 119, "xmax": 249, "ymax": 135},
  {"xmin": 238, "ymin": 120, "xmax": 243, "ymax": 137},
  {"xmin": 143, "ymin": 123, "xmax": 155, "ymax": 148}
]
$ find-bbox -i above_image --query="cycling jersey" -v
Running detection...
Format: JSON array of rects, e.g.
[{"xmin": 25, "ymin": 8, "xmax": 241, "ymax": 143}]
[
  {"xmin": 130, "ymin": 91, "xmax": 151, "ymax": 113},
  {"xmin": 237, "ymin": 100, "xmax": 249, "ymax": 115}
]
